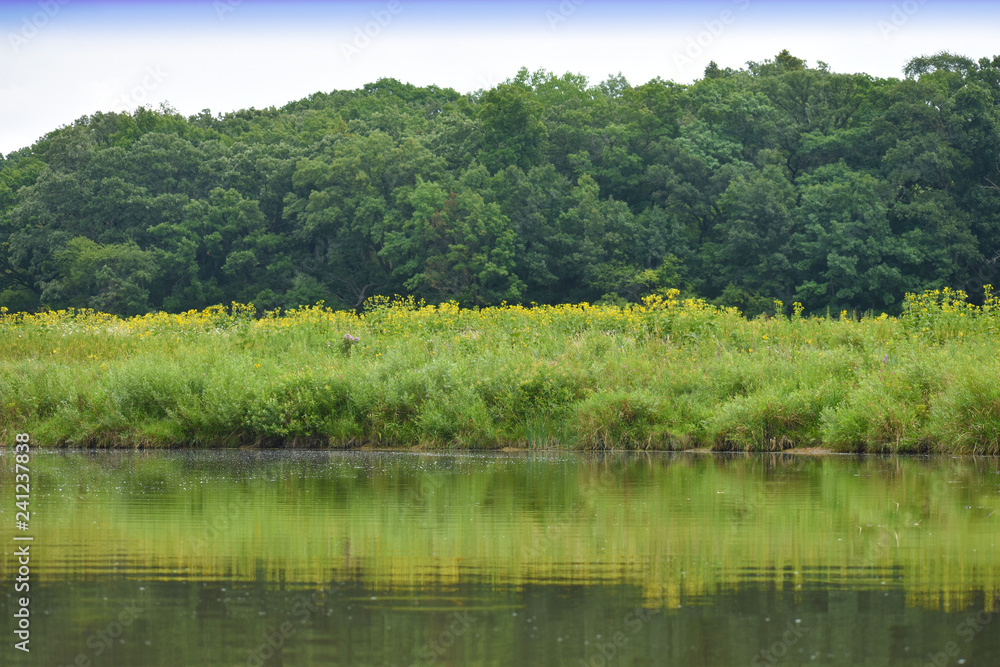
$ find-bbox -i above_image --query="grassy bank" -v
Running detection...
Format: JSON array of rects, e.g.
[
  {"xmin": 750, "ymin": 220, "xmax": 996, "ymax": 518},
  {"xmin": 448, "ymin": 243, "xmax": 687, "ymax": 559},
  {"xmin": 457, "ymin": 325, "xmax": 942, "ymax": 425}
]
[{"xmin": 2, "ymin": 288, "xmax": 1000, "ymax": 452}]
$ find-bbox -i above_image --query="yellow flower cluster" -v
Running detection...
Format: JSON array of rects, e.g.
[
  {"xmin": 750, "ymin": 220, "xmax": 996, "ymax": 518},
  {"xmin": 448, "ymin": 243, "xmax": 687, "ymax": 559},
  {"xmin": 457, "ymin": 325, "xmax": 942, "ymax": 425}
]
[
  {"xmin": 0, "ymin": 293, "xmax": 747, "ymax": 356},
  {"xmin": 0, "ymin": 286, "xmax": 988, "ymax": 360},
  {"xmin": 901, "ymin": 286, "xmax": 1000, "ymax": 340}
]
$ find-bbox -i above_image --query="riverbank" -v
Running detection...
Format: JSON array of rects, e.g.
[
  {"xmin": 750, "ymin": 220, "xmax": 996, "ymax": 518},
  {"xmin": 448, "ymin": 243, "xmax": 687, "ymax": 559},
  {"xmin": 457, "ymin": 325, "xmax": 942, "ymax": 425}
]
[{"xmin": 2, "ymin": 288, "xmax": 1000, "ymax": 453}]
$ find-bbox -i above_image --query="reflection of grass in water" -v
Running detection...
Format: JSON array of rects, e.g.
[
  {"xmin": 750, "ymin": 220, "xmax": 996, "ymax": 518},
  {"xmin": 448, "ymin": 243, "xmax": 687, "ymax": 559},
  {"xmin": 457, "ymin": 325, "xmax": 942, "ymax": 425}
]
[
  {"xmin": 4, "ymin": 291, "xmax": 1000, "ymax": 451},
  {"xmin": 386, "ymin": 606, "xmax": 523, "ymax": 612},
  {"xmin": 0, "ymin": 452, "xmax": 996, "ymax": 611}
]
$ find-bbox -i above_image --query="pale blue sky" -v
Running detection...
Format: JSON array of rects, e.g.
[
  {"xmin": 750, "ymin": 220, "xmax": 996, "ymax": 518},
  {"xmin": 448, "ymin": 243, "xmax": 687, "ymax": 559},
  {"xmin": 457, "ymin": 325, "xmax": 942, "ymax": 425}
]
[{"xmin": 2, "ymin": 0, "xmax": 998, "ymax": 154}]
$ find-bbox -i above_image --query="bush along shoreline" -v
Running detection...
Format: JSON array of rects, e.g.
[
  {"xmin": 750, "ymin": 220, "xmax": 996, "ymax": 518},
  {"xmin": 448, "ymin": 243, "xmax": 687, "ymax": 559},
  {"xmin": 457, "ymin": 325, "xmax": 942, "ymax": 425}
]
[{"xmin": 2, "ymin": 287, "xmax": 1000, "ymax": 454}]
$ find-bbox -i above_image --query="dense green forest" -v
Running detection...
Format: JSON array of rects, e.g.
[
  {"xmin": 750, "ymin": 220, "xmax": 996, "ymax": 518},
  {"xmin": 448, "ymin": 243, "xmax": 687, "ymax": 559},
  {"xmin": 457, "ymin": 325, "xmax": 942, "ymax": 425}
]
[{"xmin": 2, "ymin": 50, "xmax": 999, "ymax": 316}]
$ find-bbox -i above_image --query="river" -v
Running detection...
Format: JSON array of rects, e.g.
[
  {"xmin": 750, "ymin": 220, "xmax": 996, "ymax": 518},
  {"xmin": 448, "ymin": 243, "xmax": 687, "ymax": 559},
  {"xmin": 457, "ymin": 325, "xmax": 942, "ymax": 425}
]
[{"xmin": 1, "ymin": 451, "xmax": 997, "ymax": 666}]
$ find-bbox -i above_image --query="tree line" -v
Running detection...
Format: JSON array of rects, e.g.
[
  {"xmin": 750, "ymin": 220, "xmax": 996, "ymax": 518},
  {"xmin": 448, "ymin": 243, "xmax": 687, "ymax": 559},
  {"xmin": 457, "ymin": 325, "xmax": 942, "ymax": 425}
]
[{"xmin": 1, "ymin": 50, "xmax": 999, "ymax": 316}]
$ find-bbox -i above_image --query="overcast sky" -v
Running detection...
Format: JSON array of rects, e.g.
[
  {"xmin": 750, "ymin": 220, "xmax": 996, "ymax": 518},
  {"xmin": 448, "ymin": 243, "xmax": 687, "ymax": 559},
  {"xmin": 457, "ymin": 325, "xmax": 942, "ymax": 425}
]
[{"xmin": 2, "ymin": 0, "xmax": 998, "ymax": 155}]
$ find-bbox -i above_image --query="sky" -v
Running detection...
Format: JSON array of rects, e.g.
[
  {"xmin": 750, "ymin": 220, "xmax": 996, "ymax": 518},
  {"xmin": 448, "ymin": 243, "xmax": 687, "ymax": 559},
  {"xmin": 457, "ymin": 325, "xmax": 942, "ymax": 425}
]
[{"xmin": 1, "ymin": 0, "xmax": 999, "ymax": 155}]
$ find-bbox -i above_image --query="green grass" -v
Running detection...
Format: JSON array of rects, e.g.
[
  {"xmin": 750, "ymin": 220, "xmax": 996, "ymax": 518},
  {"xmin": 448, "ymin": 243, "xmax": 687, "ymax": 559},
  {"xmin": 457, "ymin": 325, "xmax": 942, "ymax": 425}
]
[{"xmin": 2, "ymin": 288, "xmax": 1000, "ymax": 452}]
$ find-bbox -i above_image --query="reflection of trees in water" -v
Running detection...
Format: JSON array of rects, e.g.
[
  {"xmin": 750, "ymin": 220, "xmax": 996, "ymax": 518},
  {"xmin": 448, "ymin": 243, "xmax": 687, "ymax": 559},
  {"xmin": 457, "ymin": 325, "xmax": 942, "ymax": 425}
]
[{"xmin": 0, "ymin": 451, "xmax": 996, "ymax": 612}]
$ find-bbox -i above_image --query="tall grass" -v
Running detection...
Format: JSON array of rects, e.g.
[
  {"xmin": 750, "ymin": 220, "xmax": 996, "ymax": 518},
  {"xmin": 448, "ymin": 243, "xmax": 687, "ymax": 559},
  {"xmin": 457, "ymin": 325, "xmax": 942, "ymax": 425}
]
[{"xmin": 2, "ymin": 288, "xmax": 1000, "ymax": 452}]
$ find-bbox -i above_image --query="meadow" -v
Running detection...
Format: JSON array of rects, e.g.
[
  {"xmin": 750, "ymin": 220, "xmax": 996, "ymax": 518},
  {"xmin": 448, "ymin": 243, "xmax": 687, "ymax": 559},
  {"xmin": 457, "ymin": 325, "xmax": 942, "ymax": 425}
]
[{"xmin": 2, "ymin": 287, "xmax": 1000, "ymax": 453}]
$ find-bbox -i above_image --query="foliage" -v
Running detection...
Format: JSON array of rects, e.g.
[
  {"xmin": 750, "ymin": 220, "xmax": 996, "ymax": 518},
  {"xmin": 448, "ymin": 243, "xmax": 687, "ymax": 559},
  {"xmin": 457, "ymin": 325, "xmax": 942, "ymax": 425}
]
[
  {"xmin": 2, "ymin": 289, "xmax": 1000, "ymax": 453},
  {"xmin": 2, "ymin": 53, "xmax": 1000, "ymax": 315}
]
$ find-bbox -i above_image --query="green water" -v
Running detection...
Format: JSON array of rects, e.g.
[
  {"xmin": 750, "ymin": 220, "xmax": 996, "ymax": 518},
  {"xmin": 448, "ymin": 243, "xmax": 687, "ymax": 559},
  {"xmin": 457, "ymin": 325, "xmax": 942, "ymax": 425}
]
[{"xmin": 1, "ymin": 451, "xmax": 998, "ymax": 666}]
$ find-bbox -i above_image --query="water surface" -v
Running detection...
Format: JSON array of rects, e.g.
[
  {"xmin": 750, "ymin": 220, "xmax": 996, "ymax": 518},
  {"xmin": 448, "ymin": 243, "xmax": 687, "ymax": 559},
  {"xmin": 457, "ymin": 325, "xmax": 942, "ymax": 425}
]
[{"xmin": 1, "ymin": 451, "xmax": 998, "ymax": 666}]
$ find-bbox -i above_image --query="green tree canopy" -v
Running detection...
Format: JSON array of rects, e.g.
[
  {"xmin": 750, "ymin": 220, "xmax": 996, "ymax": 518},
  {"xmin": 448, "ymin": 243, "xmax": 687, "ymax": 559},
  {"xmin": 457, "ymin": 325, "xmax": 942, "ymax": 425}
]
[{"xmin": 2, "ymin": 51, "xmax": 999, "ymax": 315}]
